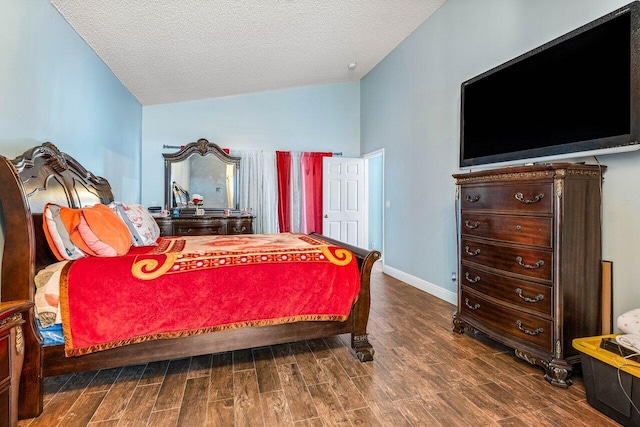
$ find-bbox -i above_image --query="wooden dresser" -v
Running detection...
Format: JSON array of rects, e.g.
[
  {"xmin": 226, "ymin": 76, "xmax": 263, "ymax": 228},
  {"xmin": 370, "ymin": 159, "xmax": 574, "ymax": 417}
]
[
  {"xmin": 452, "ymin": 163, "xmax": 605, "ymax": 387},
  {"xmin": 155, "ymin": 216, "xmax": 254, "ymax": 237},
  {"xmin": 0, "ymin": 301, "xmax": 32, "ymax": 426}
]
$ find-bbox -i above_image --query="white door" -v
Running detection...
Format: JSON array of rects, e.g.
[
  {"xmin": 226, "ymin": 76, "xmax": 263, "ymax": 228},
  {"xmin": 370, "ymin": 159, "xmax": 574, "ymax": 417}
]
[{"xmin": 322, "ymin": 157, "xmax": 366, "ymax": 247}]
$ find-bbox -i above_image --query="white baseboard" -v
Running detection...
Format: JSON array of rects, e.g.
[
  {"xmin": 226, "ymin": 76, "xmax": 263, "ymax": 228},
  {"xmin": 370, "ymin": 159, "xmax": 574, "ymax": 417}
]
[{"xmin": 382, "ymin": 264, "xmax": 457, "ymax": 306}]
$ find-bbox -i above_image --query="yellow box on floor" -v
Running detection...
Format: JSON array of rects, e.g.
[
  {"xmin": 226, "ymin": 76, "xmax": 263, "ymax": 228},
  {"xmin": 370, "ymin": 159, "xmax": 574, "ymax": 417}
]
[
  {"xmin": 574, "ymin": 334, "xmax": 640, "ymax": 377},
  {"xmin": 573, "ymin": 334, "xmax": 640, "ymax": 427}
]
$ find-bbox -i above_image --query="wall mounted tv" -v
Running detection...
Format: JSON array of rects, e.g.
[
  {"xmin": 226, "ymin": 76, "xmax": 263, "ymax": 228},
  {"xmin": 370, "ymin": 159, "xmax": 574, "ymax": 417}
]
[{"xmin": 460, "ymin": 1, "xmax": 640, "ymax": 168}]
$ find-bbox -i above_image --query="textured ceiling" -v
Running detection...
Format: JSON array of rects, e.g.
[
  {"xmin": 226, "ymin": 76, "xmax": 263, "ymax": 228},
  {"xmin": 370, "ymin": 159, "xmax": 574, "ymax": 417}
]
[{"xmin": 50, "ymin": 0, "xmax": 446, "ymax": 105}]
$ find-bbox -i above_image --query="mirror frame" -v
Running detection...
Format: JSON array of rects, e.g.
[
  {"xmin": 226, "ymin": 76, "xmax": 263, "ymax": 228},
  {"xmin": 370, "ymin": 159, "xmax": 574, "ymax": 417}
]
[{"xmin": 163, "ymin": 138, "xmax": 241, "ymax": 211}]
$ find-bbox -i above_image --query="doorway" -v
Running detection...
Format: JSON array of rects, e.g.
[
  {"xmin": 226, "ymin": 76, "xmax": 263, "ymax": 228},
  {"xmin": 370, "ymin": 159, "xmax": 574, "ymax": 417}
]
[
  {"xmin": 321, "ymin": 149, "xmax": 384, "ymax": 253},
  {"xmin": 364, "ymin": 149, "xmax": 384, "ymax": 256}
]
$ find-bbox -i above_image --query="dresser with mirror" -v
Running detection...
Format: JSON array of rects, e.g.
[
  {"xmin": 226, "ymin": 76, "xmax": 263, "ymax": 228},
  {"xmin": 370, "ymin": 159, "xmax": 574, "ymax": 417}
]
[{"xmin": 156, "ymin": 138, "xmax": 254, "ymax": 236}]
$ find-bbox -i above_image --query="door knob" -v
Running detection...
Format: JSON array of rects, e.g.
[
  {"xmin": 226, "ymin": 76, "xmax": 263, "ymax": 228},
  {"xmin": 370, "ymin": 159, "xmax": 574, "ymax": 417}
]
[{"xmin": 324, "ymin": 214, "xmax": 328, "ymax": 218}]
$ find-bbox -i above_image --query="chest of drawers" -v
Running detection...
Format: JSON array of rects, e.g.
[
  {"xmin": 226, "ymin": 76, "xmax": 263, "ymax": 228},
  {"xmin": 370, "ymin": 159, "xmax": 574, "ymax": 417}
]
[{"xmin": 453, "ymin": 163, "xmax": 605, "ymax": 387}]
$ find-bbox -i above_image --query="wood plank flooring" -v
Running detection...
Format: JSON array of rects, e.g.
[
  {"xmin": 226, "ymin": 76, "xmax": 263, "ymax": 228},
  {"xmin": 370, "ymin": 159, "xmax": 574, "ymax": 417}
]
[{"xmin": 18, "ymin": 265, "xmax": 622, "ymax": 426}]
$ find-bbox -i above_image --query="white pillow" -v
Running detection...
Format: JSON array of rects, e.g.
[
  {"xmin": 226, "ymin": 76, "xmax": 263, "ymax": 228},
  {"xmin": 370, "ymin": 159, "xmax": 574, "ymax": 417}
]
[
  {"xmin": 109, "ymin": 202, "xmax": 160, "ymax": 246},
  {"xmin": 618, "ymin": 308, "xmax": 640, "ymax": 336}
]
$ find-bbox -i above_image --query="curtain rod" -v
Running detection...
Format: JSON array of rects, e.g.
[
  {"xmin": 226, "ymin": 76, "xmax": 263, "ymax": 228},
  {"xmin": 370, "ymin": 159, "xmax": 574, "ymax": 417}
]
[{"xmin": 163, "ymin": 144, "xmax": 342, "ymax": 156}]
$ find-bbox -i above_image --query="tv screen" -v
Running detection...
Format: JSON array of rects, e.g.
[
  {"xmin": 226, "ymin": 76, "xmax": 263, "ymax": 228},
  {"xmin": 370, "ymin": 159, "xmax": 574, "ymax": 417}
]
[{"xmin": 460, "ymin": 2, "xmax": 640, "ymax": 168}]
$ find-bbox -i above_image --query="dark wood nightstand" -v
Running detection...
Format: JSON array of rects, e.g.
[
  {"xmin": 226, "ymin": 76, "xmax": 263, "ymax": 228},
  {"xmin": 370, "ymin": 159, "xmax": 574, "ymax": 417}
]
[{"xmin": 0, "ymin": 301, "xmax": 32, "ymax": 426}]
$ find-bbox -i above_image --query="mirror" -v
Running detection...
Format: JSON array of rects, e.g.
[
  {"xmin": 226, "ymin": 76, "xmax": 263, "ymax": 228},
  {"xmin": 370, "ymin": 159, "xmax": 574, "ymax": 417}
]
[{"xmin": 163, "ymin": 139, "xmax": 240, "ymax": 212}]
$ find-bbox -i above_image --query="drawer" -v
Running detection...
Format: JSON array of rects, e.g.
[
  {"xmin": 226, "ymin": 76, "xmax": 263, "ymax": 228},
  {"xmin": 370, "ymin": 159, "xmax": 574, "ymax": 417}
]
[
  {"xmin": 460, "ymin": 264, "xmax": 552, "ymax": 317},
  {"xmin": 0, "ymin": 386, "xmax": 7, "ymax": 427},
  {"xmin": 461, "ymin": 213, "xmax": 553, "ymax": 248},
  {"xmin": 172, "ymin": 219, "xmax": 226, "ymax": 236},
  {"xmin": 226, "ymin": 219, "xmax": 253, "ymax": 235},
  {"xmin": 460, "ymin": 289, "xmax": 553, "ymax": 353},
  {"xmin": 173, "ymin": 224, "xmax": 225, "ymax": 235},
  {"xmin": 461, "ymin": 238, "xmax": 552, "ymax": 282},
  {"xmin": 155, "ymin": 218, "xmax": 173, "ymax": 237},
  {"xmin": 0, "ymin": 336, "xmax": 8, "ymax": 386},
  {"xmin": 461, "ymin": 183, "xmax": 553, "ymax": 213}
]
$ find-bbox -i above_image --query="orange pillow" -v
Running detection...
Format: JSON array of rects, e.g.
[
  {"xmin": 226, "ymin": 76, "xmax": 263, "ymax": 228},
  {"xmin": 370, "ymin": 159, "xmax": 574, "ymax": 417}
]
[
  {"xmin": 43, "ymin": 203, "xmax": 131, "ymax": 259},
  {"xmin": 70, "ymin": 204, "xmax": 131, "ymax": 257}
]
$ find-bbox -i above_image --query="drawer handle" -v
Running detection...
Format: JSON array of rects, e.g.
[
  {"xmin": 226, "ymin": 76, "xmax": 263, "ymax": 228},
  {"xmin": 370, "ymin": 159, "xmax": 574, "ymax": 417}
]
[
  {"xmin": 515, "ymin": 288, "xmax": 544, "ymax": 303},
  {"xmin": 515, "ymin": 225, "xmax": 522, "ymax": 231},
  {"xmin": 516, "ymin": 256, "xmax": 544, "ymax": 269},
  {"xmin": 465, "ymin": 246, "xmax": 480, "ymax": 256},
  {"xmin": 464, "ymin": 298, "xmax": 480, "ymax": 310},
  {"xmin": 464, "ymin": 220, "xmax": 480, "ymax": 229},
  {"xmin": 233, "ymin": 226, "xmax": 247, "ymax": 232},
  {"xmin": 465, "ymin": 195, "xmax": 480, "ymax": 203},
  {"xmin": 464, "ymin": 272, "xmax": 481, "ymax": 283},
  {"xmin": 515, "ymin": 192, "xmax": 544, "ymax": 204},
  {"xmin": 515, "ymin": 320, "xmax": 544, "ymax": 336}
]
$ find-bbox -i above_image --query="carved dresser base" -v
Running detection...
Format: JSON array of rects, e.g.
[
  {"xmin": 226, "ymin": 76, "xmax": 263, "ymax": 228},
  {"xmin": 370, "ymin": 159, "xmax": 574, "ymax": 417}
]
[{"xmin": 453, "ymin": 313, "xmax": 574, "ymax": 388}]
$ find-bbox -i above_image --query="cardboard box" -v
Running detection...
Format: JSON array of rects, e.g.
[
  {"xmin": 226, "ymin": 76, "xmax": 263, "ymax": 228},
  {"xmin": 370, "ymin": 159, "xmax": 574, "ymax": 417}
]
[{"xmin": 573, "ymin": 335, "xmax": 640, "ymax": 427}]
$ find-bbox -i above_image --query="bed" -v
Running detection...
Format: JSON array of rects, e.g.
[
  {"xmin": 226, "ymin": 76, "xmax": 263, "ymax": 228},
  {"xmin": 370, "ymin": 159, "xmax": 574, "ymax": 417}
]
[{"xmin": 0, "ymin": 142, "xmax": 381, "ymax": 419}]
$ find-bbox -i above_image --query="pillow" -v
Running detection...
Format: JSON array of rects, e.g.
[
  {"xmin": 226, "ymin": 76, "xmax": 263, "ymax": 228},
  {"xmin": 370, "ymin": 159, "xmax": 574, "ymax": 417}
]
[
  {"xmin": 43, "ymin": 204, "xmax": 85, "ymax": 261},
  {"xmin": 43, "ymin": 203, "xmax": 131, "ymax": 258},
  {"xmin": 618, "ymin": 308, "xmax": 640, "ymax": 335},
  {"xmin": 34, "ymin": 261, "xmax": 68, "ymax": 327},
  {"xmin": 76, "ymin": 215, "xmax": 119, "ymax": 257},
  {"xmin": 109, "ymin": 202, "xmax": 160, "ymax": 246},
  {"xmin": 70, "ymin": 204, "xmax": 131, "ymax": 256}
]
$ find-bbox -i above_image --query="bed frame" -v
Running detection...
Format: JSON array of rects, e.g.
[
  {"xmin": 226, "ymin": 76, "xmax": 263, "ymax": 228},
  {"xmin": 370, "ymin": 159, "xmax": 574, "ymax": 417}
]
[{"xmin": 0, "ymin": 142, "xmax": 381, "ymax": 419}]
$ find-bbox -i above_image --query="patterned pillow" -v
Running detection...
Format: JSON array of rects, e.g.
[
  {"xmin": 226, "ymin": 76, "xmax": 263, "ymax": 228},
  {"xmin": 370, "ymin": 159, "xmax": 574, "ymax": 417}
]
[
  {"xmin": 34, "ymin": 261, "xmax": 68, "ymax": 327},
  {"xmin": 109, "ymin": 202, "xmax": 160, "ymax": 246}
]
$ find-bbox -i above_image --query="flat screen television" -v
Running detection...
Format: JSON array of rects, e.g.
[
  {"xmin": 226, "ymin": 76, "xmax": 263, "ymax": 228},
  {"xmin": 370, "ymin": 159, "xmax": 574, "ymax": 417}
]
[{"xmin": 460, "ymin": 1, "xmax": 640, "ymax": 168}]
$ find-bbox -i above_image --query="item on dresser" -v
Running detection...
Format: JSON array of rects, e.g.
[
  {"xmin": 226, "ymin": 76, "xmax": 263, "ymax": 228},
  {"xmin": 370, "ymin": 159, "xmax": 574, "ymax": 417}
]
[{"xmin": 453, "ymin": 163, "xmax": 605, "ymax": 387}]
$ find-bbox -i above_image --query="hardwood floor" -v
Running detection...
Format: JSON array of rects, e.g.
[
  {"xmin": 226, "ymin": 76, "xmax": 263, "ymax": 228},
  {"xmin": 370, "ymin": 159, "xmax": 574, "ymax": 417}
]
[{"xmin": 19, "ymin": 265, "xmax": 622, "ymax": 427}]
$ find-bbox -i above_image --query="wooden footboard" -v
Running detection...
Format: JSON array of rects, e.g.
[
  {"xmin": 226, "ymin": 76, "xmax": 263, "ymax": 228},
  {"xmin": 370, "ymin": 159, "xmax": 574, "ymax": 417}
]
[
  {"xmin": 311, "ymin": 233, "xmax": 379, "ymax": 362},
  {"xmin": 0, "ymin": 144, "xmax": 381, "ymax": 419}
]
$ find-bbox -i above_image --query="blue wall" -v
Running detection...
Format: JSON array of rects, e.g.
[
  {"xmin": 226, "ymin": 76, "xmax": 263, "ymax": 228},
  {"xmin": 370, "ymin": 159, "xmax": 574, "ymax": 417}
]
[
  {"xmin": 361, "ymin": 0, "xmax": 640, "ymax": 318},
  {"xmin": 0, "ymin": 0, "xmax": 142, "ymax": 203},
  {"xmin": 141, "ymin": 82, "xmax": 360, "ymax": 207}
]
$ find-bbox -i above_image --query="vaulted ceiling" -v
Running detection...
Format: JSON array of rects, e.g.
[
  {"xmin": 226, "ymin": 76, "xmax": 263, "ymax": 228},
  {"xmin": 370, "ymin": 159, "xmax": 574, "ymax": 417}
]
[{"xmin": 50, "ymin": 0, "xmax": 447, "ymax": 105}]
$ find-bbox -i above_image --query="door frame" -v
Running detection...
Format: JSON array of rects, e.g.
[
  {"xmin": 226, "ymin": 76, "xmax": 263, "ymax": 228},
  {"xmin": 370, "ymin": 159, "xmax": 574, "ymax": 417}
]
[{"xmin": 363, "ymin": 148, "xmax": 385, "ymax": 262}]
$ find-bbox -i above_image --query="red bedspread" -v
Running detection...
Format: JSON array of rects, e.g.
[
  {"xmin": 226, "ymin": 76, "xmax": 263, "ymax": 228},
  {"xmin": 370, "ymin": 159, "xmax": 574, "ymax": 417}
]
[{"xmin": 59, "ymin": 233, "xmax": 360, "ymax": 356}]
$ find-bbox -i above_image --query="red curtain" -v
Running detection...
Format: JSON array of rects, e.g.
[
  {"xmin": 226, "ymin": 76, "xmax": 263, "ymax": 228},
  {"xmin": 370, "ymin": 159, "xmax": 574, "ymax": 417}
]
[
  {"xmin": 300, "ymin": 152, "xmax": 332, "ymax": 234},
  {"xmin": 276, "ymin": 151, "xmax": 292, "ymax": 232}
]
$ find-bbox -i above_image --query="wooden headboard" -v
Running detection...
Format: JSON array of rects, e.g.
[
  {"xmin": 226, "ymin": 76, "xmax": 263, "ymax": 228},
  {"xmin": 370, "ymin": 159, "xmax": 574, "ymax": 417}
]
[{"xmin": 0, "ymin": 142, "xmax": 114, "ymax": 302}]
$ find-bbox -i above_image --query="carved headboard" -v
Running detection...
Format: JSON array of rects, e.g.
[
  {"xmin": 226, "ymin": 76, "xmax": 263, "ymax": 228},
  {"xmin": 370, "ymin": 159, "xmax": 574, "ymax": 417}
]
[{"xmin": 0, "ymin": 142, "xmax": 114, "ymax": 302}]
